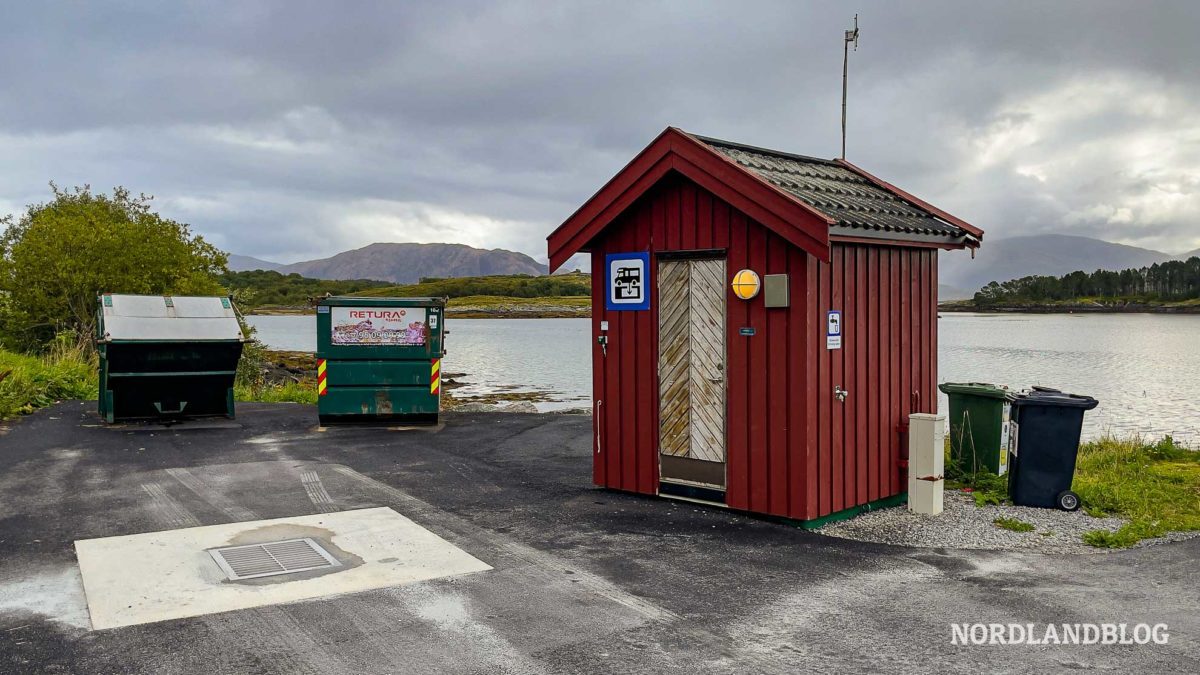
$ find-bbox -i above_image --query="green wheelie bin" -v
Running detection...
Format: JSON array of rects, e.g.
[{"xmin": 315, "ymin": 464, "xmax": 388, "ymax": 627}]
[{"xmin": 938, "ymin": 382, "xmax": 1011, "ymax": 476}]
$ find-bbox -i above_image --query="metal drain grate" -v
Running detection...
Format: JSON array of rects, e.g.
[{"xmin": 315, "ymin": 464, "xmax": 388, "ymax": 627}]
[{"xmin": 208, "ymin": 538, "xmax": 341, "ymax": 580}]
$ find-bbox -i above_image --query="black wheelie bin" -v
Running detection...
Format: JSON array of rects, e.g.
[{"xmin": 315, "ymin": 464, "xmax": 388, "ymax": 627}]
[{"xmin": 1006, "ymin": 386, "xmax": 1099, "ymax": 511}]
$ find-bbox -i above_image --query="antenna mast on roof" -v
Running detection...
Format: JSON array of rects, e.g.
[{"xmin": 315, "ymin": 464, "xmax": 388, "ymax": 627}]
[{"xmin": 841, "ymin": 14, "xmax": 860, "ymax": 160}]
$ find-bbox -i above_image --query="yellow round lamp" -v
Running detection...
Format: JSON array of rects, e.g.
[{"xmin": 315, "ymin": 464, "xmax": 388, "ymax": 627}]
[{"xmin": 731, "ymin": 269, "xmax": 761, "ymax": 300}]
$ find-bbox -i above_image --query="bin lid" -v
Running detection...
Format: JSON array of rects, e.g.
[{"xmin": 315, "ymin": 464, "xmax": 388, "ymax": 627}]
[
  {"xmin": 938, "ymin": 382, "xmax": 1009, "ymax": 399},
  {"xmin": 99, "ymin": 294, "xmax": 243, "ymax": 342},
  {"xmin": 1007, "ymin": 387, "xmax": 1099, "ymax": 410},
  {"xmin": 317, "ymin": 296, "xmax": 446, "ymax": 308}
]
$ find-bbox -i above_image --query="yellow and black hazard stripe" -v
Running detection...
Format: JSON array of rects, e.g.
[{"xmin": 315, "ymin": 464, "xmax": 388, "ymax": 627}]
[
  {"xmin": 317, "ymin": 358, "xmax": 328, "ymax": 396},
  {"xmin": 430, "ymin": 358, "xmax": 441, "ymax": 396}
]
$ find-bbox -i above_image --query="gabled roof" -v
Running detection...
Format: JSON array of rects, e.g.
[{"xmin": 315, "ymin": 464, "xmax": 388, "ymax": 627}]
[
  {"xmin": 698, "ymin": 136, "xmax": 983, "ymax": 242},
  {"xmin": 547, "ymin": 127, "xmax": 982, "ymax": 272}
]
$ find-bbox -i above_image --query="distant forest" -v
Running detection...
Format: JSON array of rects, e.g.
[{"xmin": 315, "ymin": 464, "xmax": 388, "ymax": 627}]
[
  {"xmin": 973, "ymin": 257, "xmax": 1200, "ymax": 306},
  {"xmin": 221, "ymin": 270, "xmax": 592, "ymax": 310},
  {"xmin": 354, "ymin": 272, "xmax": 590, "ymax": 299},
  {"xmin": 220, "ymin": 270, "xmax": 393, "ymax": 309}
]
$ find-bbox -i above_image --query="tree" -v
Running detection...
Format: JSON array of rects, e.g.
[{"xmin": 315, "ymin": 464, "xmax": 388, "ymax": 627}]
[{"xmin": 0, "ymin": 184, "xmax": 227, "ymax": 349}]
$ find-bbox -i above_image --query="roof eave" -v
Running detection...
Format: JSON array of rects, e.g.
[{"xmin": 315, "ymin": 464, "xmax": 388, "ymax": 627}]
[
  {"xmin": 833, "ymin": 158, "xmax": 985, "ymax": 244},
  {"xmin": 829, "ymin": 227, "xmax": 976, "ymax": 250}
]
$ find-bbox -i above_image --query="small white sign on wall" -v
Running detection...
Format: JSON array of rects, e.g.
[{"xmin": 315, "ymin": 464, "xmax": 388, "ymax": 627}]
[{"xmin": 826, "ymin": 310, "xmax": 842, "ymax": 350}]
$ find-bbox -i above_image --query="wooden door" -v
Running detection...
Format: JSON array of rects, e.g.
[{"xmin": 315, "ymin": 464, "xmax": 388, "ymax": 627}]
[{"xmin": 658, "ymin": 258, "xmax": 727, "ymax": 488}]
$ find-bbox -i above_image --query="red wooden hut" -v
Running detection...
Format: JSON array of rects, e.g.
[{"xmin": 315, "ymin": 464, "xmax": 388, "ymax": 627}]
[{"xmin": 547, "ymin": 127, "xmax": 983, "ymax": 526}]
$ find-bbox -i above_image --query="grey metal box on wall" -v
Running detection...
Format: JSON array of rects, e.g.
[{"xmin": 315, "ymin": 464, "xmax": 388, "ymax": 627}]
[{"xmin": 763, "ymin": 274, "xmax": 789, "ymax": 308}]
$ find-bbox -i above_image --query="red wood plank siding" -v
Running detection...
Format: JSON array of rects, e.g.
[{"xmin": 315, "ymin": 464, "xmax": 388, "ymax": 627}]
[
  {"xmin": 619, "ymin": 211, "xmax": 637, "ymax": 490},
  {"xmin": 591, "ymin": 249, "xmax": 606, "ymax": 487},
  {"xmin": 789, "ymin": 246, "xmax": 811, "ymax": 518},
  {"xmin": 803, "ymin": 243, "xmax": 938, "ymax": 518},
  {"xmin": 767, "ymin": 236, "xmax": 789, "ymax": 516},
  {"xmin": 817, "ymin": 245, "xmax": 832, "ymax": 516},
  {"xmin": 831, "ymin": 245, "xmax": 845, "ymax": 512},
  {"xmin": 803, "ymin": 253, "xmax": 819, "ymax": 519},
  {"xmin": 867, "ymin": 249, "xmax": 880, "ymax": 502},
  {"xmin": 725, "ymin": 208, "xmax": 750, "ymax": 510},
  {"xmin": 747, "ymin": 220, "xmax": 769, "ymax": 513},
  {"xmin": 590, "ymin": 174, "xmax": 939, "ymax": 521}
]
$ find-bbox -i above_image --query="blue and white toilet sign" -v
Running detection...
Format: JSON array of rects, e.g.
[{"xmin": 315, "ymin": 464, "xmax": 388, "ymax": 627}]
[
  {"xmin": 605, "ymin": 252, "xmax": 650, "ymax": 311},
  {"xmin": 826, "ymin": 310, "xmax": 842, "ymax": 349}
]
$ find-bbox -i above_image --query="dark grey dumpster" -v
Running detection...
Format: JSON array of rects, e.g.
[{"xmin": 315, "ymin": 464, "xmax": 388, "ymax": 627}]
[
  {"xmin": 96, "ymin": 294, "xmax": 245, "ymax": 422},
  {"xmin": 1006, "ymin": 386, "xmax": 1099, "ymax": 510}
]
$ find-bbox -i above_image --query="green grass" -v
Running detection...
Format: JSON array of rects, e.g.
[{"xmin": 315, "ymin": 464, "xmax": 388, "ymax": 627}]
[
  {"xmin": 1073, "ymin": 435, "xmax": 1200, "ymax": 548},
  {"xmin": 234, "ymin": 381, "xmax": 317, "ymax": 405},
  {"xmin": 993, "ymin": 517, "xmax": 1035, "ymax": 533},
  {"xmin": 0, "ymin": 342, "xmax": 97, "ymax": 419},
  {"xmin": 946, "ymin": 433, "xmax": 1199, "ymax": 548}
]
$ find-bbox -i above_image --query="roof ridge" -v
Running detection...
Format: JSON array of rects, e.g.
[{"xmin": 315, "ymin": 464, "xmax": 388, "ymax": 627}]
[{"xmin": 686, "ymin": 132, "xmax": 840, "ymax": 167}]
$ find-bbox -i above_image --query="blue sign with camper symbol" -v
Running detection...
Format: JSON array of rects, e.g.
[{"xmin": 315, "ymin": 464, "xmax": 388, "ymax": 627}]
[{"xmin": 605, "ymin": 252, "xmax": 650, "ymax": 311}]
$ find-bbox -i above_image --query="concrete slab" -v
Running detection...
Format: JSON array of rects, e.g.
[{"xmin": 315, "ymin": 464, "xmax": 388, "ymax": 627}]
[{"xmin": 74, "ymin": 507, "xmax": 491, "ymax": 630}]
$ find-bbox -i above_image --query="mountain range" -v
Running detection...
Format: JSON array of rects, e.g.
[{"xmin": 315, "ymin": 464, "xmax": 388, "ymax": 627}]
[
  {"xmin": 938, "ymin": 234, "xmax": 1195, "ymax": 299},
  {"xmin": 229, "ymin": 235, "xmax": 1198, "ymax": 296},
  {"xmin": 227, "ymin": 243, "xmax": 547, "ymax": 283}
]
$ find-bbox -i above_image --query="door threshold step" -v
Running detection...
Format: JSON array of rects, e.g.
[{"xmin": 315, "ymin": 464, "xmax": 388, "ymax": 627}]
[{"xmin": 658, "ymin": 481, "xmax": 726, "ymax": 505}]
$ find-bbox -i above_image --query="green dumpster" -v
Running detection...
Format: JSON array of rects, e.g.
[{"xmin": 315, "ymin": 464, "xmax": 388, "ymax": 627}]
[
  {"xmin": 938, "ymin": 382, "xmax": 1011, "ymax": 475},
  {"xmin": 97, "ymin": 294, "xmax": 244, "ymax": 423},
  {"xmin": 316, "ymin": 296, "xmax": 446, "ymax": 425}
]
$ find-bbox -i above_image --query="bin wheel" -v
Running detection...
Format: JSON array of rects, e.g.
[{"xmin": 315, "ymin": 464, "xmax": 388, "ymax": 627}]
[{"xmin": 1057, "ymin": 490, "xmax": 1080, "ymax": 512}]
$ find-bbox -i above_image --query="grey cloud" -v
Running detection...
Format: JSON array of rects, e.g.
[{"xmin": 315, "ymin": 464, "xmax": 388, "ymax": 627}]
[{"xmin": 1, "ymin": 0, "xmax": 1198, "ymax": 263}]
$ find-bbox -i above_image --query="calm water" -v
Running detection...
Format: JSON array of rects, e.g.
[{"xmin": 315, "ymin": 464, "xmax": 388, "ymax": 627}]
[
  {"xmin": 247, "ymin": 315, "xmax": 592, "ymax": 411},
  {"xmin": 247, "ymin": 313, "xmax": 1200, "ymax": 443}
]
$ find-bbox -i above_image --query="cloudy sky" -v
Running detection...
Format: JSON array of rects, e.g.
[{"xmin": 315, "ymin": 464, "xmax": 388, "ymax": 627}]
[{"xmin": 2, "ymin": 1, "xmax": 1198, "ymax": 264}]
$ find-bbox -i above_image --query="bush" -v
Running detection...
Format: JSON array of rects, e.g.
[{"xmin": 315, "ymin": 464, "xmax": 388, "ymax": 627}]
[
  {"xmin": 945, "ymin": 440, "xmax": 1010, "ymax": 507},
  {"xmin": 0, "ymin": 184, "xmax": 226, "ymax": 349},
  {"xmin": 0, "ymin": 339, "xmax": 96, "ymax": 418}
]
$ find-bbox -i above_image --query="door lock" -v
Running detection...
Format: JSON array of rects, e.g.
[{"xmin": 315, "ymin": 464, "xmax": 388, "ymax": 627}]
[{"xmin": 834, "ymin": 385, "xmax": 849, "ymax": 402}]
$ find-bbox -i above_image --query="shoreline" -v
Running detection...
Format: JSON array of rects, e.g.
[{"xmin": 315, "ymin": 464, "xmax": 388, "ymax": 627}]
[
  {"xmin": 248, "ymin": 307, "xmax": 591, "ymax": 319},
  {"xmin": 257, "ymin": 350, "xmax": 584, "ymax": 411},
  {"xmin": 939, "ymin": 303, "xmax": 1200, "ymax": 315}
]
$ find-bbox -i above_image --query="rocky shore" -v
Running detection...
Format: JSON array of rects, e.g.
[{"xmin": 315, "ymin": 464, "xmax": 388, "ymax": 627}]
[{"xmin": 260, "ymin": 350, "xmax": 584, "ymax": 412}]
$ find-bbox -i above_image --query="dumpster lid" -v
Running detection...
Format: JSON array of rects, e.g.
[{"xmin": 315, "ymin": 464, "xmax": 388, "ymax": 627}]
[
  {"xmin": 1008, "ymin": 387, "xmax": 1099, "ymax": 410},
  {"xmin": 938, "ymin": 382, "xmax": 1010, "ymax": 399},
  {"xmin": 99, "ymin": 294, "xmax": 243, "ymax": 342},
  {"xmin": 317, "ymin": 296, "xmax": 447, "ymax": 308}
]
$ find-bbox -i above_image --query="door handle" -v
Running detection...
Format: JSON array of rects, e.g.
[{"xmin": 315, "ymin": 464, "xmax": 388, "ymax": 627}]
[{"xmin": 834, "ymin": 386, "xmax": 849, "ymax": 402}]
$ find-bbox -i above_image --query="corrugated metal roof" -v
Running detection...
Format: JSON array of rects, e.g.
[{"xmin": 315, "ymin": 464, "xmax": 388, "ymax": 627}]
[{"xmin": 697, "ymin": 135, "xmax": 969, "ymax": 240}]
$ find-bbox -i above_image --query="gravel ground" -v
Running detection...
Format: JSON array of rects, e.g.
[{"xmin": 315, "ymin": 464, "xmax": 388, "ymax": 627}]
[{"xmin": 817, "ymin": 490, "xmax": 1136, "ymax": 554}]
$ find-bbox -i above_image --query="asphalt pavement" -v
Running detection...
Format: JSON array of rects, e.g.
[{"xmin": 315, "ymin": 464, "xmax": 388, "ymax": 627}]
[{"xmin": 0, "ymin": 402, "xmax": 1196, "ymax": 673}]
